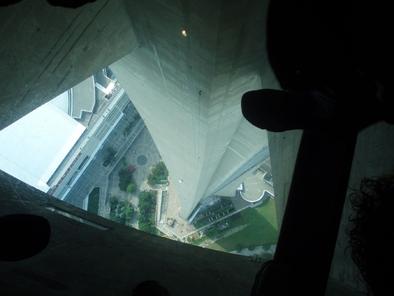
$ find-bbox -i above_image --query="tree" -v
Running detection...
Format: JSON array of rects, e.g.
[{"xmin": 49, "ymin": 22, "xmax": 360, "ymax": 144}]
[
  {"xmin": 119, "ymin": 201, "xmax": 134, "ymax": 224},
  {"xmin": 126, "ymin": 182, "xmax": 136, "ymax": 193},
  {"xmin": 109, "ymin": 197, "xmax": 135, "ymax": 226},
  {"xmin": 147, "ymin": 162, "xmax": 169, "ymax": 186},
  {"xmin": 137, "ymin": 191, "xmax": 157, "ymax": 234},
  {"xmin": 118, "ymin": 167, "xmax": 135, "ymax": 191}
]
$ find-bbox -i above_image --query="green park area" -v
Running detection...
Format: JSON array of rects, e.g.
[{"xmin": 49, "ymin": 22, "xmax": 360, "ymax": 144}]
[
  {"xmin": 147, "ymin": 162, "xmax": 168, "ymax": 186},
  {"xmin": 208, "ymin": 198, "xmax": 279, "ymax": 252},
  {"xmin": 138, "ymin": 191, "xmax": 157, "ymax": 235},
  {"xmin": 118, "ymin": 165, "xmax": 137, "ymax": 193},
  {"xmin": 109, "ymin": 197, "xmax": 134, "ymax": 225}
]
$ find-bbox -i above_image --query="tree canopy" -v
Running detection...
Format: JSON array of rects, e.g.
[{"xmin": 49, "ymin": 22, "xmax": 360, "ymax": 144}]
[
  {"xmin": 138, "ymin": 191, "xmax": 157, "ymax": 234},
  {"xmin": 147, "ymin": 162, "xmax": 168, "ymax": 186},
  {"xmin": 109, "ymin": 197, "xmax": 134, "ymax": 225},
  {"xmin": 118, "ymin": 167, "xmax": 136, "ymax": 192}
]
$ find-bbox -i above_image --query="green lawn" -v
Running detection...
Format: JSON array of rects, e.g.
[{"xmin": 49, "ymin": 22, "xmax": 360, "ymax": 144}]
[
  {"xmin": 87, "ymin": 187, "xmax": 100, "ymax": 214},
  {"xmin": 208, "ymin": 198, "xmax": 279, "ymax": 252}
]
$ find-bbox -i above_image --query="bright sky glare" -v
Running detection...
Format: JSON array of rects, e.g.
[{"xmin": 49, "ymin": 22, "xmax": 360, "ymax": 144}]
[{"xmin": 0, "ymin": 93, "xmax": 85, "ymax": 192}]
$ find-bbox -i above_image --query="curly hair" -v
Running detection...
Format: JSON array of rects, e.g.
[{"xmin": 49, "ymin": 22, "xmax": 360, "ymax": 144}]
[{"xmin": 348, "ymin": 175, "xmax": 394, "ymax": 295}]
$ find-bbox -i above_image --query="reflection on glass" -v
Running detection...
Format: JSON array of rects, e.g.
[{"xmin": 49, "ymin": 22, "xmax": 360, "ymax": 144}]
[{"xmin": 0, "ymin": 67, "xmax": 278, "ymax": 260}]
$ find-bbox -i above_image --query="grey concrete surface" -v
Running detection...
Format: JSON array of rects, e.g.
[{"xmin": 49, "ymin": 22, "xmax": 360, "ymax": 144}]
[
  {"xmin": 268, "ymin": 123, "xmax": 394, "ymax": 295},
  {"xmin": 268, "ymin": 130, "xmax": 302, "ymax": 228},
  {"xmin": 1, "ymin": 1, "xmax": 392, "ymax": 295},
  {"xmin": 329, "ymin": 122, "xmax": 394, "ymax": 294},
  {"xmin": 111, "ymin": 0, "xmax": 275, "ymax": 218},
  {"xmin": 0, "ymin": 0, "xmax": 137, "ymax": 130},
  {"xmin": 0, "ymin": 171, "xmax": 261, "ymax": 296},
  {"xmin": 71, "ymin": 76, "xmax": 95, "ymax": 119},
  {"xmin": 240, "ymin": 170, "xmax": 273, "ymax": 202}
]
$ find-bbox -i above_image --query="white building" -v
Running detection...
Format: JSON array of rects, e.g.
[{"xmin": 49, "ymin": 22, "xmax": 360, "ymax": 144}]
[{"xmin": 0, "ymin": 92, "xmax": 86, "ymax": 192}]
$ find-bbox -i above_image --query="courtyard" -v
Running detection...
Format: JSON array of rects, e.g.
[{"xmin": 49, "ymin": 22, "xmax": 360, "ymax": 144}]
[{"xmin": 106, "ymin": 127, "xmax": 162, "ymax": 228}]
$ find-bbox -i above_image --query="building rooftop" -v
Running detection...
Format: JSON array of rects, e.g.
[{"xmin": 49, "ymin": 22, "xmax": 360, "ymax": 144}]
[
  {"xmin": 71, "ymin": 76, "xmax": 96, "ymax": 120},
  {"xmin": 239, "ymin": 170, "xmax": 274, "ymax": 203},
  {"xmin": 0, "ymin": 96, "xmax": 85, "ymax": 192}
]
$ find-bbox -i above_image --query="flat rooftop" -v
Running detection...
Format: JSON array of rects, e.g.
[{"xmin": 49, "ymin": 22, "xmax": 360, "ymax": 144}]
[
  {"xmin": 0, "ymin": 94, "xmax": 85, "ymax": 192},
  {"xmin": 71, "ymin": 76, "xmax": 96, "ymax": 119}
]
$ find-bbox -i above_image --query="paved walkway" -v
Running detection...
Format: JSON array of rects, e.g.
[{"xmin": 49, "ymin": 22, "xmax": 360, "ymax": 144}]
[{"xmin": 104, "ymin": 127, "xmax": 161, "ymax": 227}]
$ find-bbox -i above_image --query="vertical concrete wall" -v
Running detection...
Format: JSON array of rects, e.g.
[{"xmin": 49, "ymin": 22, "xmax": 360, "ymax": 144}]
[
  {"xmin": 0, "ymin": 0, "xmax": 137, "ymax": 130},
  {"xmin": 112, "ymin": 0, "xmax": 274, "ymax": 217},
  {"xmin": 268, "ymin": 130, "xmax": 302, "ymax": 228},
  {"xmin": 204, "ymin": 120, "xmax": 269, "ymax": 197},
  {"xmin": 267, "ymin": 123, "xmax": 394, "ymax": 294},
  {"xmin": 329, "ymin": 122, "xmax": 394, "ymax": 293}
]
